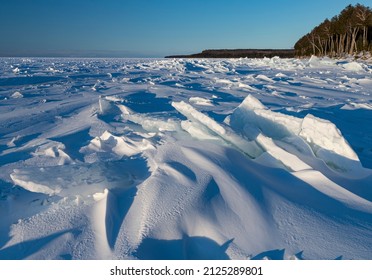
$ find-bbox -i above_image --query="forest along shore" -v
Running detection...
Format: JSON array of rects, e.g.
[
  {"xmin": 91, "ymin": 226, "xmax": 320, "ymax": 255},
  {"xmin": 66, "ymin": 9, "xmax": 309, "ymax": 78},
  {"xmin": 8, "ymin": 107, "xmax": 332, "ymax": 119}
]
[{"xmin": 165, "ymin": 49, "xmax": 295, "ymax": 58}]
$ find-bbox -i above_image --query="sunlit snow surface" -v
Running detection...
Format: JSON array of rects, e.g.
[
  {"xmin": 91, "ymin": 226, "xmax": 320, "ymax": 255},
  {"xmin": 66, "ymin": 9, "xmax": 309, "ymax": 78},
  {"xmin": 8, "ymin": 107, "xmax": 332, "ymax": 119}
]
[{"xmin": 0, "ymin": 57, "xmax": 372, "ymax": 260}]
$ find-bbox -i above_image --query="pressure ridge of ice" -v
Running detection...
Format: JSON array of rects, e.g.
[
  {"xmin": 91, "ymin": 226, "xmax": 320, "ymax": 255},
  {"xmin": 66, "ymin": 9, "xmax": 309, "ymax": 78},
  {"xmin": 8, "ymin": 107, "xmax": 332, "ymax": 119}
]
[{"xmin": 0, "ymin": 56, "xmax": 372, "ymax": 260}]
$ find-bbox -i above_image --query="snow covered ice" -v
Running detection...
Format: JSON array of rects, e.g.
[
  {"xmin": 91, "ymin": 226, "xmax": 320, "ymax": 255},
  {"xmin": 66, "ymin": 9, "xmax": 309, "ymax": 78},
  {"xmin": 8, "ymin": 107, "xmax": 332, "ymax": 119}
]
[{"xmin": 0, "ymin": 57, "xmax": 372, "ymax": 260}]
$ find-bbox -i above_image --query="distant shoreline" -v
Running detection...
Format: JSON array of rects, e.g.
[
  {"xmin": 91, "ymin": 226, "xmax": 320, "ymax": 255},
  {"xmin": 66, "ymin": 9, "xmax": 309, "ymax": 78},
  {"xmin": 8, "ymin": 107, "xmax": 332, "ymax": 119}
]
[{"xmin": 166, "ymin": 49, "xmax": 295, "ymax": 59}]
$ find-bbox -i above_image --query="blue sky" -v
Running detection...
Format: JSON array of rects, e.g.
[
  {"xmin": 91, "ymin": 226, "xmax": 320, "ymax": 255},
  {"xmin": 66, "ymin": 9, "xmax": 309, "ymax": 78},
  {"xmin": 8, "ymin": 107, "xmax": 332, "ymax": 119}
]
[{"xmin": 0, "ymin": 0, "xmax": 370, "ymax": 57}]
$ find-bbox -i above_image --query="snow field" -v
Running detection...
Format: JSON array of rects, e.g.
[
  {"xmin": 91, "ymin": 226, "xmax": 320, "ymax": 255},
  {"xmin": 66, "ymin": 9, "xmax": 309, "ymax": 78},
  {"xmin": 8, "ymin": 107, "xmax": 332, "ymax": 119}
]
[{"xmin": 0, "ymin": 56, "xmax": 372, "ymax": 260}]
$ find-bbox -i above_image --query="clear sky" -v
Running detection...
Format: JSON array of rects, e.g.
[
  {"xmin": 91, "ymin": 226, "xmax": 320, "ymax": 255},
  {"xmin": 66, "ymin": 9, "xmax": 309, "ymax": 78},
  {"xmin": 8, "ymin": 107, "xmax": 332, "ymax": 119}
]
[{"xmin": 0, "ymin": 0, "xmax": 371, "ymax": 57}]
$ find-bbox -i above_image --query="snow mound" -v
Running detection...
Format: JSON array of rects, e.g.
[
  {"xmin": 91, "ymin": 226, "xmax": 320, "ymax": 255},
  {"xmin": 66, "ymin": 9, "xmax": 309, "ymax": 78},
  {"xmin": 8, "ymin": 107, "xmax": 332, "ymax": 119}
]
[
  {"xmin": 32, "ymin": 143, "xmax": 73, "ymax": 165},
  {"xmin": 357, "ymin": 78, "xmax": 372, "ymax": 86},
  {"xmin": 11, "ymin": 91, "xmax": 23, "ymax": 98},
  {"xmin": 342, "ymin": 61, "xmax": 365, "ymax": 72},
  {"xmin": 82, "ymin": 130, "xmax": 155, "ymax": 160},
  {"xmin": 308, "ymin": 55, "xmax": 322, "ymax": 67},
  {"xmin": 12, "ymin": 67, "xmax": 20, "ymax": 74},
  {"xmin": 189, "ymin": 96, "xmax": 213, "ymax": 106},
  {"xmin": 256, "ymin": 74, "xmax": 274, "ymax": 83},
  {"xmin": 308, "ymin": 56, "xmax": 336, "ymax": 68},
  {"xmin": 341, "ymin": 102, "xmax": 372, "ymax": 110}
]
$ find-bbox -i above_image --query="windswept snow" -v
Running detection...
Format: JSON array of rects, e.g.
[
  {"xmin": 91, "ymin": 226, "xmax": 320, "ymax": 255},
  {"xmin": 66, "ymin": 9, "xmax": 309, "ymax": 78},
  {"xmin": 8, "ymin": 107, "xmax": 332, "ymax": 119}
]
[
  {"xmin": 189, "ymin": 96, "xmax": 213, "ymax": 106},
  {"xmin": 0, "ymin": 56, "xmax": 372, "ymax": 260}
]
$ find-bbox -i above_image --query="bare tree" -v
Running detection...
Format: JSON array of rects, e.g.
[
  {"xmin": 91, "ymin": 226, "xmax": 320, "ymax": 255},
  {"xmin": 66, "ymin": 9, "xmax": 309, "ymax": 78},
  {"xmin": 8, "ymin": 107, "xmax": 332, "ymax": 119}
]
[{"xmin": 355, "ymin": 4, "xmax": 372, "ymax": 49}]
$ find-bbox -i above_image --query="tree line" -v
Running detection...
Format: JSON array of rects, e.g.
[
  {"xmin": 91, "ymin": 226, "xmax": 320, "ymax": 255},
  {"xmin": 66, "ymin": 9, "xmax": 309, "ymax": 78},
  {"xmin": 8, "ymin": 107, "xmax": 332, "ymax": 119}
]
[
  {"xmin": 294, "ymin": 4, "xmax": 372, "ymax": 57},
  {"xmin": 166, "ymin": 49, "xmax": 295, "ymax": 59}
]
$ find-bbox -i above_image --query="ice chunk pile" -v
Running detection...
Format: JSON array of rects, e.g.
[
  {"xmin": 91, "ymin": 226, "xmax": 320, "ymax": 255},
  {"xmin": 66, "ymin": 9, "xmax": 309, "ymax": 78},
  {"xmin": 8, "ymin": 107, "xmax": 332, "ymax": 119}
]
[
  {"xmin": 172, "ymin": 101, "xmax": 263, "ymax": 158},
  {"xmin": 229, "ymin": 95, "xmax": 364, "ymax": 175}
]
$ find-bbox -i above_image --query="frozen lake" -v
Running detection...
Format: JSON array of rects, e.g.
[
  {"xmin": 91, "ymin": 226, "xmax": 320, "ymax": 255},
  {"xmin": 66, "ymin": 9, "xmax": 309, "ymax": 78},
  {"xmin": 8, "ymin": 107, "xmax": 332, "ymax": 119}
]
[{"xmin": 0, "ymin": 56, "xmax": 372, "ymax": 260}]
